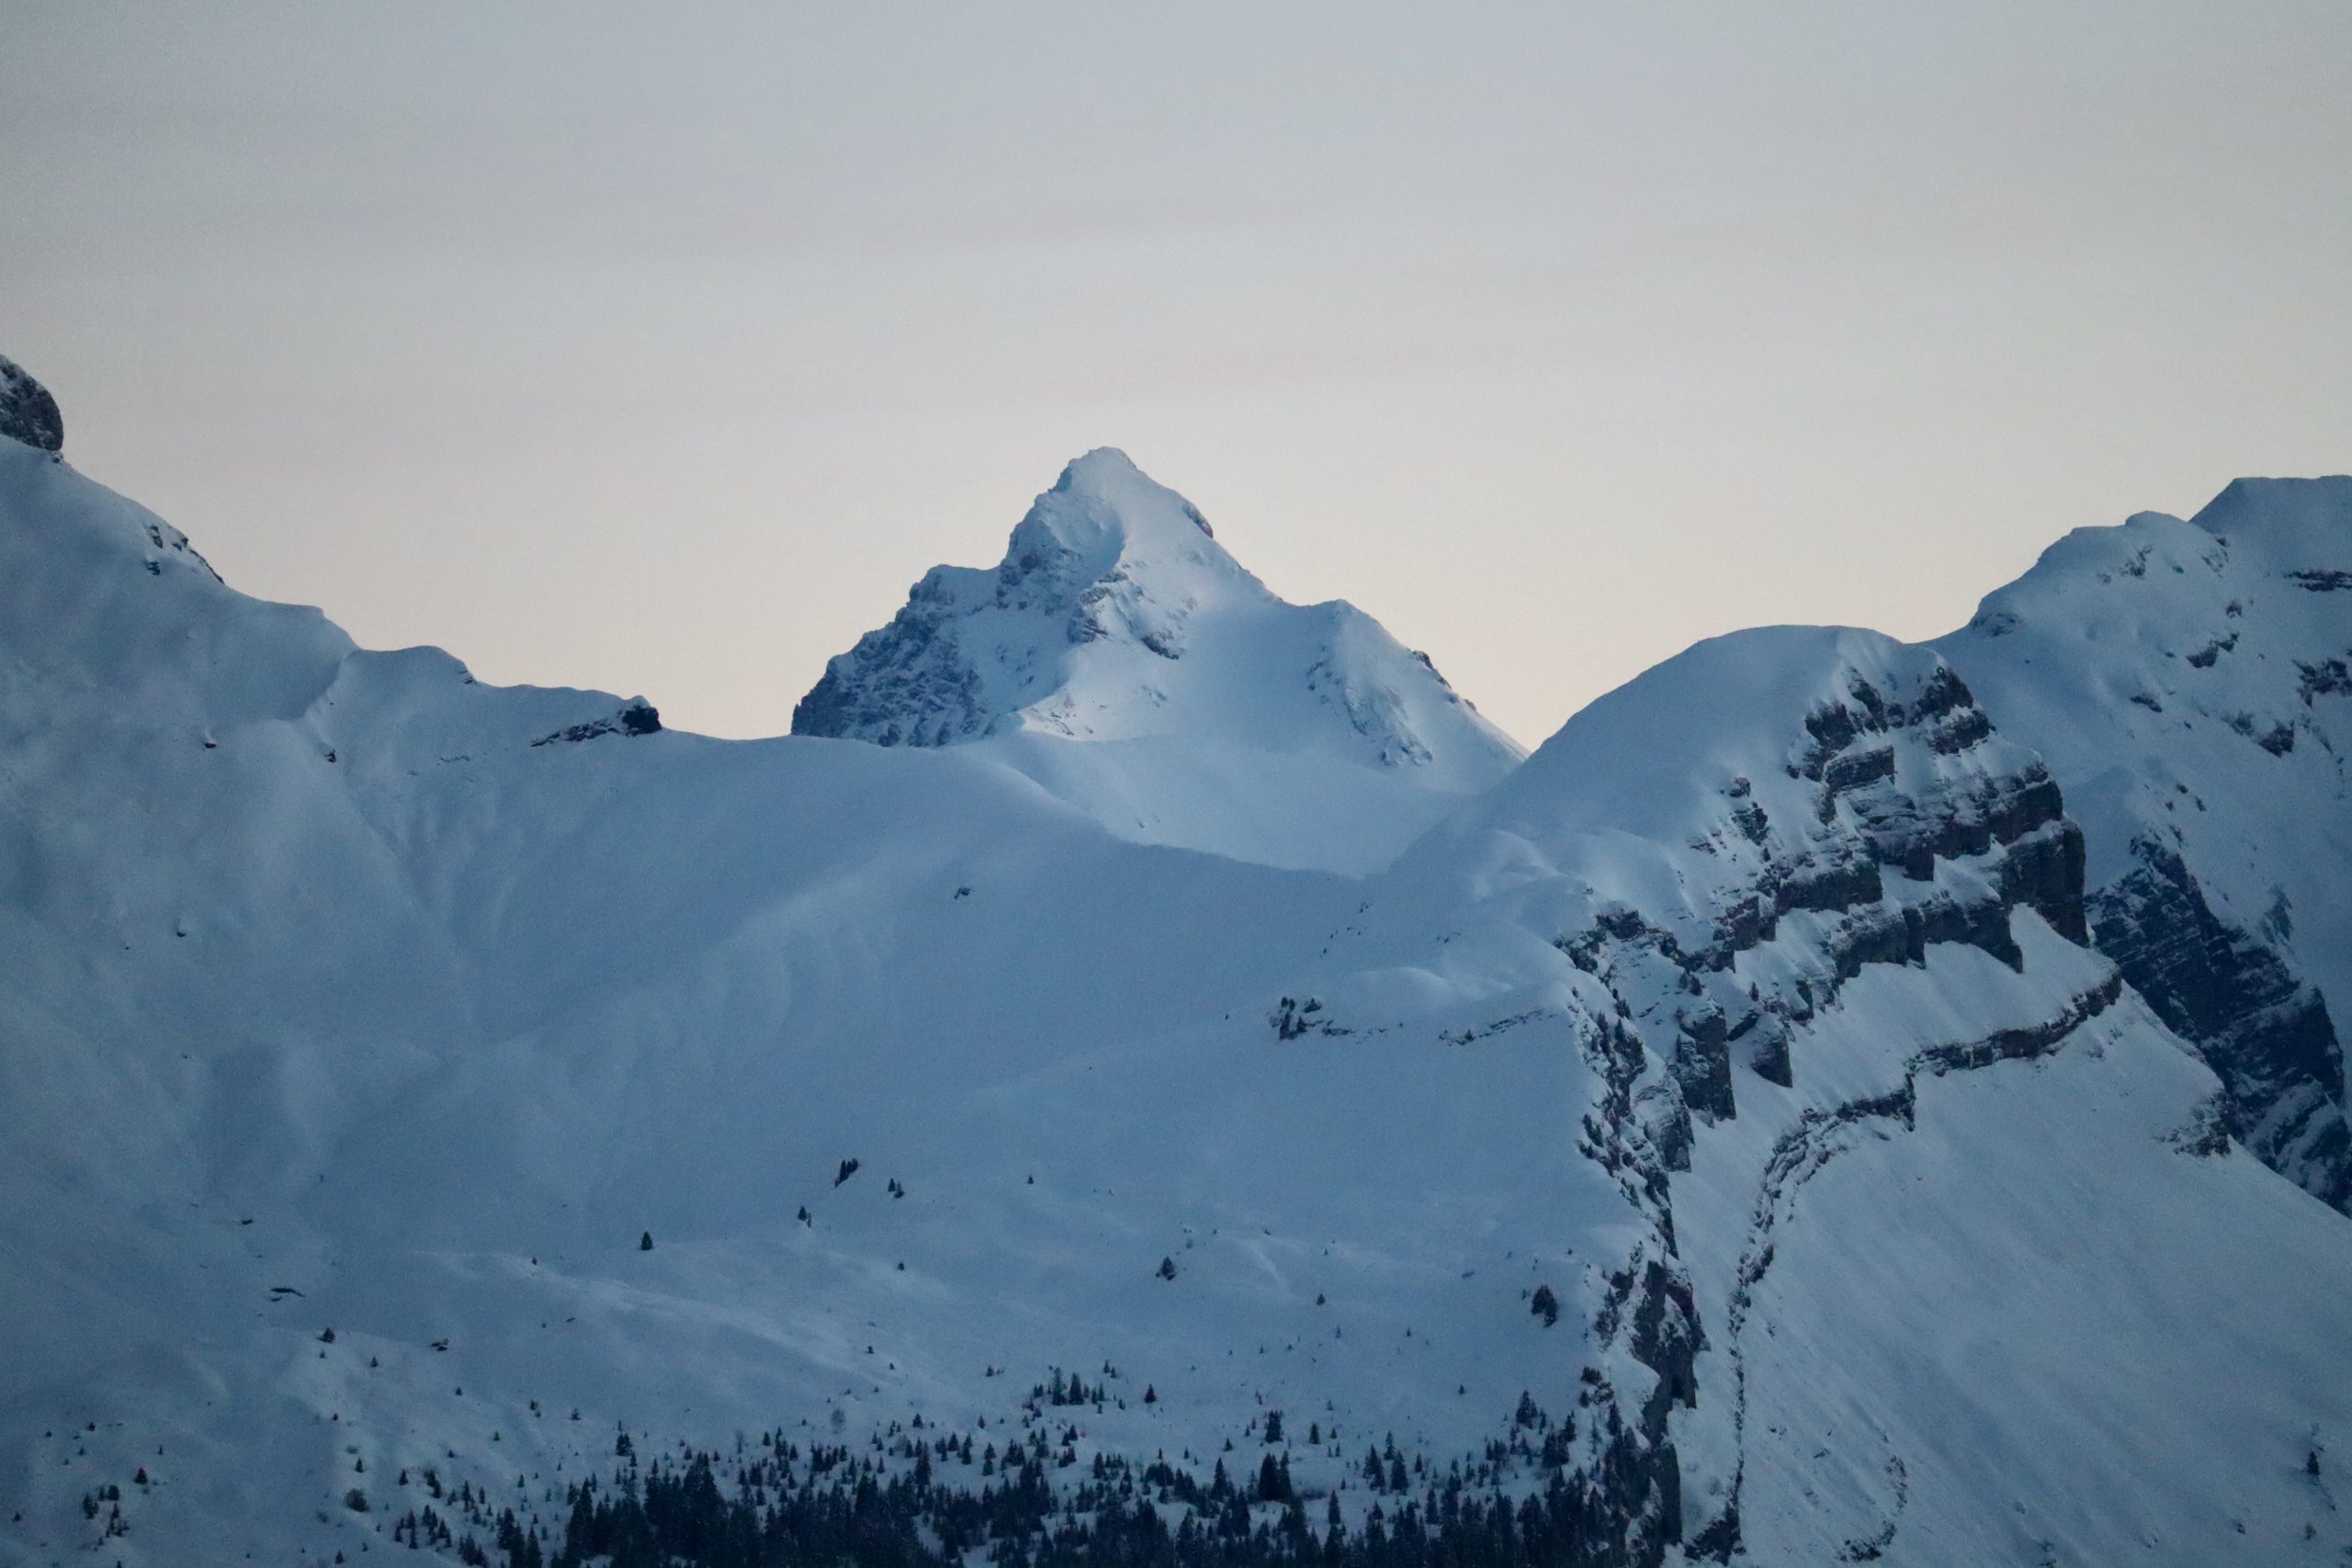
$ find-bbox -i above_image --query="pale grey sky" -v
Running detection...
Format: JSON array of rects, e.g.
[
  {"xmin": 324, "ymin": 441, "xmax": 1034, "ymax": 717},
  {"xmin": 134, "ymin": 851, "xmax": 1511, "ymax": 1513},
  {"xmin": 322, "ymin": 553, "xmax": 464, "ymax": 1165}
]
[{"xmin": 6, "ymin": 2, "xmax": 2347, "ymax": 746}]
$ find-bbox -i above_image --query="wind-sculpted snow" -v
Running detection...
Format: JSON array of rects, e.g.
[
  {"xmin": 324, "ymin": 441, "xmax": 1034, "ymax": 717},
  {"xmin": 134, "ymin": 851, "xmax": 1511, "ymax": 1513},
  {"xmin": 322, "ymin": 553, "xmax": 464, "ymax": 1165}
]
[
  {"xmin": 5, "ymin": 384, "xmax": 2352, "ymax": 1568},
  {"xmin": 791, "ymin": 448, "xmax": 1524, "ymax": 871}
]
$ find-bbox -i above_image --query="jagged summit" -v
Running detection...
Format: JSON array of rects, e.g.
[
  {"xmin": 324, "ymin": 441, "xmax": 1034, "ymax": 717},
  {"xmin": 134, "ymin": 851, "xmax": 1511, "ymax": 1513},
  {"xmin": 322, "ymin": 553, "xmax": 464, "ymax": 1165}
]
[
  {"xmin": 791, "ymin": 449, "xmax": 1524, "ymax": 867},
  {"xmin": 0, "ymin": 354, "xmax": 63, "ymax": 452},
  {"xmin": 791, "ymin": 447, "xmax": 1266, "ymax": 742}
]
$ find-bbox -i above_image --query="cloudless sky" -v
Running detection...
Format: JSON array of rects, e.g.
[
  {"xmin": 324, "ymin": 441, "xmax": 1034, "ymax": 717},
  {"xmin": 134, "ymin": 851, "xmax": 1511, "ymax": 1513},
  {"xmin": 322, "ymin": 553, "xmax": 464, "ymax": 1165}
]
[{"xmin": 6, "ymin": 2, "xmax": 2348, "ymax": 746}]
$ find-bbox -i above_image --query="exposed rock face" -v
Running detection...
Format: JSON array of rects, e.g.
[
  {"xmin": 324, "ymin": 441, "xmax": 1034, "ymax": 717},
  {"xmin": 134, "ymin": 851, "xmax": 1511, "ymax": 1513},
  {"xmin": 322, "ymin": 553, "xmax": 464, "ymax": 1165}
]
[
  {"xmin": 2090, "ymin": 840, "xmax": 2349, "ymax": 1207},
  {"xmin": 1548, "ymin": 649, "xmax": 2086, "ymax": 1173},
  {"xmin": 0, "ymin": 355, "xmax": 62, "ymax": 452},
  {"xmin": 792, "ymin": 576, "xmax": 989, "ymax": 747},
  {"xmin": 530, "ymin": 700, "xmax": 663, "ymax": 747}
]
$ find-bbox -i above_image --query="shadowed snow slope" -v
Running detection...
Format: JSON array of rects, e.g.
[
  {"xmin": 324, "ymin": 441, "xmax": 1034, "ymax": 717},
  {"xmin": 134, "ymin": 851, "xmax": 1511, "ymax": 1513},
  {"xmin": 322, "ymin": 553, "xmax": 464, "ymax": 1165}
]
[
  {"xmin": 791, "ymin": 448, "xmax": 1524, "ymax": 871},
  {"xmin": 3, "ymin": 378, "xmax": 2350, "ymax": 1568}
]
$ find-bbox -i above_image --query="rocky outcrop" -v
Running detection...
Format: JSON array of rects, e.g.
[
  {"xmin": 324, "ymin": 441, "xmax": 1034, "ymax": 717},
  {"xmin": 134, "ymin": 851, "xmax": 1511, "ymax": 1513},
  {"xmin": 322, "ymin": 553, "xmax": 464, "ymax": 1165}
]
[
  {"xmin": 2090, "ymin": 840, "xmax": 2349, "ymax": 1208},
  {"xmin": 531, "ymin": 700, "xmax": 662, "ymax": 747},
  {"xmin": 1581, "ymin": 1244, "xmax": 1703, "ymax": 1563},
  {"xmin": 1555, "ymin": 658, "xmax": 2091, "ymax": 1160},
  {"xmin": 791, "ymin": 592, "xmax": 988, "ymax": 747},
  {"xmin": 0, "ymin": 355, "xmax": 62, "ymax": 452}
]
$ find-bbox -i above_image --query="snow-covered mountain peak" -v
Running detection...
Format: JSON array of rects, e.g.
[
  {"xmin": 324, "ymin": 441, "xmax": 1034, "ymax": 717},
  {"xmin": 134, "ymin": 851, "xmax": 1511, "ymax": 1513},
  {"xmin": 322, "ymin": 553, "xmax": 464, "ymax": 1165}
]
[
  {"xmin": 0, "ymin": 353, "xmax": 64, "ymax": 452},
  {"xmin": 1936, "ymin": 476, "xmax": 2352, "ymax": 1209},
  {"xmin": 989, "ymin": 444, "xmax": 1256, "ymax": 629},
  {"xmin": 792, "ymin": 449, "xmax": 1524, "ymax": 869},
  {"xmin": 1033, "ymin": 444, "xmax": 1218, "ymax": 545}
]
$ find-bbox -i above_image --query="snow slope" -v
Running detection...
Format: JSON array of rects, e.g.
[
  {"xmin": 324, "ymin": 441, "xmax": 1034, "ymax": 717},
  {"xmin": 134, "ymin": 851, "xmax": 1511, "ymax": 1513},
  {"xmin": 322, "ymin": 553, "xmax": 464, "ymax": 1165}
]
[
  {"xmin": 3, "ymin": 356, "xmax": 2351, "ymax": 1568},
  {"xmin": 791, "ymin": 448, "xmax": 1525, "ymax": 872}
]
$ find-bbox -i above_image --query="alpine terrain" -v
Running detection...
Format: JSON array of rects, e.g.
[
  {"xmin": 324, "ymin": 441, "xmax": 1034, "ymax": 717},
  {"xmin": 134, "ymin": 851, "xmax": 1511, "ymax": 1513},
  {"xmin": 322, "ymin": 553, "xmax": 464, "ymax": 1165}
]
[
  {"xmin": 2, "ymin": 349, "xmax": 2349, "ymax": 1568},
  {"xmin": 791, "ymin": 446, "xmax": 1524, "ymax": 872}
]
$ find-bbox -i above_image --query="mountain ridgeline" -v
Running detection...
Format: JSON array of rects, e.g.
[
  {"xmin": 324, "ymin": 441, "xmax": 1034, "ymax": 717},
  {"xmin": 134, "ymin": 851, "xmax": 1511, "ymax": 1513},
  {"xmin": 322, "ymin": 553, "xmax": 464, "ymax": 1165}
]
[{"xmin": 2, "ymin": 352, "xmax": 2348, "ymax": 1567}]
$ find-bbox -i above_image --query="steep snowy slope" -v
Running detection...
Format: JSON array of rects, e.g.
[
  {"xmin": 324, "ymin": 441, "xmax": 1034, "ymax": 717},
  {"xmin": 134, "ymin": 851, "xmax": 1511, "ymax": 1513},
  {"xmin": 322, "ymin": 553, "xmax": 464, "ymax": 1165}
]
[
  {"xmin": 1938, "ymin": 479, "xmax": 2352, "ymax": 1207},
  {"xmin": 792, "ymin": 448, "xmax": 1524, "ymax": 871}
]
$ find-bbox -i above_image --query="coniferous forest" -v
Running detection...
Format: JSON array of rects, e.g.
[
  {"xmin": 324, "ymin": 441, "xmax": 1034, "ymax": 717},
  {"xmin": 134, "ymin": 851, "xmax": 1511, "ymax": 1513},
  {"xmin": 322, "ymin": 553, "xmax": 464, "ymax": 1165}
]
[{"xmin": 395, "ymin": 1387, "xmax": 1669, "ymax": 1568}]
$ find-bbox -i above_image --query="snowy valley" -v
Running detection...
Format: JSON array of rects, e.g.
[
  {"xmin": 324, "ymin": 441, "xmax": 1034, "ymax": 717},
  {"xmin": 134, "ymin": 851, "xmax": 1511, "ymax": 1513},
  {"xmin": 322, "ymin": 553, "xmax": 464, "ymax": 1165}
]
[{"xmin": 2, "ymin": 351, "xmax": 2350, "ymax": 1568}]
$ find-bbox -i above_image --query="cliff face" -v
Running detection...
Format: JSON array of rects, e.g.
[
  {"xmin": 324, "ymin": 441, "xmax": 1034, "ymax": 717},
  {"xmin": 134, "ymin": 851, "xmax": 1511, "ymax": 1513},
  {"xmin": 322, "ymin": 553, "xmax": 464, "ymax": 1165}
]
[{"xmin": 2087, "ymin": 840, "xmax": 2347, "ymax": 1205}]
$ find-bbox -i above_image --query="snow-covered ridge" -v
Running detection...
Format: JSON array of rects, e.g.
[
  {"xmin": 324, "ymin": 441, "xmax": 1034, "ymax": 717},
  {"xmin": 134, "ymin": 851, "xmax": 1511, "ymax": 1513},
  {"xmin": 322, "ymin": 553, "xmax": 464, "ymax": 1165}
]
[{"xmin": 789, "ymin": 449, "xmax": 1525, "ymax": 869}]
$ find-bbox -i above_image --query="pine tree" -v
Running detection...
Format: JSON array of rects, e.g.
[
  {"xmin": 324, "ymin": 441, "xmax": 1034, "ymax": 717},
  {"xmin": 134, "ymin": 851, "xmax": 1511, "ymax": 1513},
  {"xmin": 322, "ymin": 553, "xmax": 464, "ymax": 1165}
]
[{"xmin": 639, "ymin": 1231, "xmax": 654, "ymax": 1252}]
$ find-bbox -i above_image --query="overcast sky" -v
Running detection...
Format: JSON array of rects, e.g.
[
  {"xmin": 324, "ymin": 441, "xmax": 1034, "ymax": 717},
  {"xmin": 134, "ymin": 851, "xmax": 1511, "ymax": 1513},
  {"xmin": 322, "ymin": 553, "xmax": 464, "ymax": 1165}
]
[{"xmin": 6, "ymin": 3, "xmax": 2348, "ymax": 746}]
